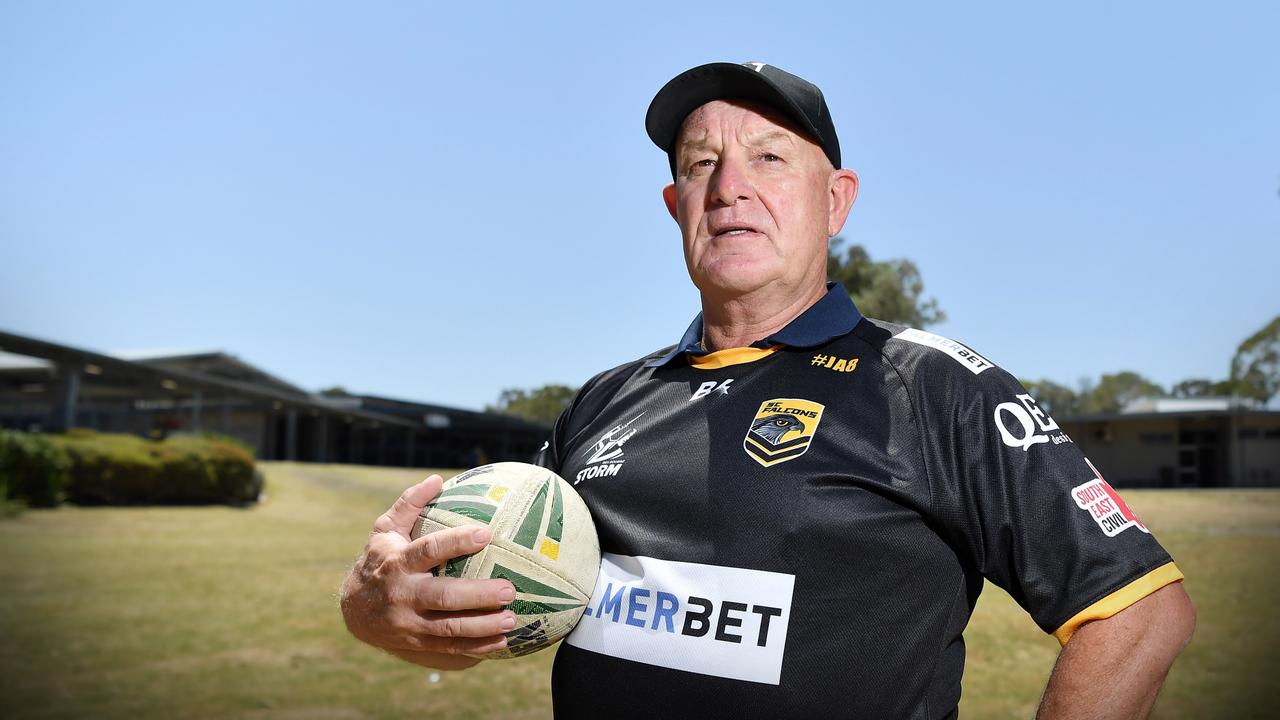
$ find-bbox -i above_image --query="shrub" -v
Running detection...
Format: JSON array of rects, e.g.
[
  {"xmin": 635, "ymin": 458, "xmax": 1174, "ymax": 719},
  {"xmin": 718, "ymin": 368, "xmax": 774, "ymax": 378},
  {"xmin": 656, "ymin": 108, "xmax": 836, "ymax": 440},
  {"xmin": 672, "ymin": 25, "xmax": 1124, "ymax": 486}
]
[
  {"xmin": 0, "ymin": 430, "xmax": 259, "ymax": 506},
  {"xmin": 0, "ymin": 430, "xmax": 72, "ymax": 507}
]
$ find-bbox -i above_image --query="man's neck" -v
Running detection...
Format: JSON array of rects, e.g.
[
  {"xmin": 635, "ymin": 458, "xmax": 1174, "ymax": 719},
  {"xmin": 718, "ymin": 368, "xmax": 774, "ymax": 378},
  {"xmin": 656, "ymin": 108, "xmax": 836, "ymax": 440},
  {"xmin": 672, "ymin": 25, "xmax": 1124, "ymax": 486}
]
[{"xmin": 699, "ymin": 281, "xmax": 827, "ymax": 352}]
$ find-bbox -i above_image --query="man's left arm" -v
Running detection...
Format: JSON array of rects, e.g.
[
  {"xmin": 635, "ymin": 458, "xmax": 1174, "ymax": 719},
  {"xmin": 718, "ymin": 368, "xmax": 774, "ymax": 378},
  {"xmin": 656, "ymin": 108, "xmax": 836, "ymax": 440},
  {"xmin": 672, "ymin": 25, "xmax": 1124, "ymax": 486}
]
[
  {"xmin": 1037, "ymin": 570, "xmax": 1195, "ymax": 719},
  {"xmin": 904, "ymin": 348, "xmax": 1196, "ymax": 718}
]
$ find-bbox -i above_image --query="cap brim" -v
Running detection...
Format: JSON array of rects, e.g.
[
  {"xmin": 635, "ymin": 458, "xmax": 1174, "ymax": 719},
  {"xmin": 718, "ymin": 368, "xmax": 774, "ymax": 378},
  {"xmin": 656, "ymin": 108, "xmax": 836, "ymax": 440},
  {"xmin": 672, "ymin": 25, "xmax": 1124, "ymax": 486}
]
[{"xmin": 645, "ymin": 62, "xmax": 825, "ymax": 161}]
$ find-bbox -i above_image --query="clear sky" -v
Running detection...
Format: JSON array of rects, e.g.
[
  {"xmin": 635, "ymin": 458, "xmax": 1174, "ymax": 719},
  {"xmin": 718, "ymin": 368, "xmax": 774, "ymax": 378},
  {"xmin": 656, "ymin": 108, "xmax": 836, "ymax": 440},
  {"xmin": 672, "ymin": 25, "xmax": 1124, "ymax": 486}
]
[{"xmin": 2, "ymin": 1, "xmax": 1277, "ymax": 411}]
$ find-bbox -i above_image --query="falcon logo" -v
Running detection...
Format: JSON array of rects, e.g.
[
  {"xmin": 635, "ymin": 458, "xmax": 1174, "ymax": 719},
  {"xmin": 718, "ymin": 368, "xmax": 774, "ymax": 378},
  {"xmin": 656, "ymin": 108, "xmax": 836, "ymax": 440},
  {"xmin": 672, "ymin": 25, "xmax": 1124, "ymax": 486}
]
[{"xmin": 743, "ymin": 398, "xmax": 824, "ymax": 467}]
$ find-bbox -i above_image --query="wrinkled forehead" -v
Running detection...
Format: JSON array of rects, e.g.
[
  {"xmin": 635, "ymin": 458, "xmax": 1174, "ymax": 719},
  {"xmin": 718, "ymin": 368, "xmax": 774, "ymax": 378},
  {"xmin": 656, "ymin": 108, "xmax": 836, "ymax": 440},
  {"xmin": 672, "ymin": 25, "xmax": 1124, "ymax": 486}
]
[{"xmin": 675, "ymin": 99, "xmax": 819, "ymax": 155}]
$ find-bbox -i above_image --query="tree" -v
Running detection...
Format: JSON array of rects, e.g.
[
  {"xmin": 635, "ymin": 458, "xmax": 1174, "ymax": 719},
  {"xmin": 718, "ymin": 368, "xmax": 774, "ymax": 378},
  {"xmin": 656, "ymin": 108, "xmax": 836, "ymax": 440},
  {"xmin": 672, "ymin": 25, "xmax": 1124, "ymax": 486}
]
[
  {"xmin": 318, "ymin": 386, "xmax": 353, "ymax": 397},
  {"xmin": 1078, "ymin": 371, "xmax": 1165, "ymax": 414},
  {"xmin": 1020, "ymin": 378, "xmax": 1080, "ymax": 417},
  {"xmin": 1229, "ymin": 315, "xmax": 1280, "ymax": 406},
  {"xmin": 487, "ymin": 384, "xmax": 577, "ymax": 426},
  {"xmin": 1170, "ymin": 378, "xmax": 1218, "ymax": 398},
  {"xmin": 827, "ymin": 237, "xmax": 945, "ymax": 327}
]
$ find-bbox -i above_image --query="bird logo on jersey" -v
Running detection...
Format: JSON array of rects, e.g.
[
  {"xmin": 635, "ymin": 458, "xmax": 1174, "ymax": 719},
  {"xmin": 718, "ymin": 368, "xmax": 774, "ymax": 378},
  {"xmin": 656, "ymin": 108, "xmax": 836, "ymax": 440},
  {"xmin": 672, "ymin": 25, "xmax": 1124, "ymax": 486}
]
[
  {"xmin": 752, "ymin": 414, "xmax": 806, "ymax": 444},
  {"xmin": 744, "ymin": 398, "xmax": 825, "ymax": 467}
]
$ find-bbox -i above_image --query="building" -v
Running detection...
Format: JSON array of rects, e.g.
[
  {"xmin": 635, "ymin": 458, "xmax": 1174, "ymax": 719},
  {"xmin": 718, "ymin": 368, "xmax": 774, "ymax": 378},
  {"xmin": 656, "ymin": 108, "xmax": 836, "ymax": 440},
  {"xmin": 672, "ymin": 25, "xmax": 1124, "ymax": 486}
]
[
  {"xmin": 0, "ymin": 329, "xmax": 548, "ymax": 467},
  {"xmin": 1059, "ymin": 397, "xmax": 1280, "ymax": 488}
]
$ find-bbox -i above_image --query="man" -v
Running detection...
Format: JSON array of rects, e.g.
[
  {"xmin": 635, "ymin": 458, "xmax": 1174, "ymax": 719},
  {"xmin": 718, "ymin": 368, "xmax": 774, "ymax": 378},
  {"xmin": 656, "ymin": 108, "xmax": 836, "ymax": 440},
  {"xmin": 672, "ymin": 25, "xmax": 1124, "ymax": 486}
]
[{"xmin": 341, "ymin": 62, "xmax": 1195, "ymax": 718}]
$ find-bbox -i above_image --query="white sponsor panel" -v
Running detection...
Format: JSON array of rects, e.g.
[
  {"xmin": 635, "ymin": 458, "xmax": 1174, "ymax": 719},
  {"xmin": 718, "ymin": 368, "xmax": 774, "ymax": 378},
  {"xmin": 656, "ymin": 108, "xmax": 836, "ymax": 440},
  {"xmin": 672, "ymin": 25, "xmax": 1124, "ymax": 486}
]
[
  {"xmin": 565, "ymin": 553, "xmax": 795, "ymax": 685},
  {"xmin": 894, "ymin": 328, "xmax": 994, "ymax": 375}
]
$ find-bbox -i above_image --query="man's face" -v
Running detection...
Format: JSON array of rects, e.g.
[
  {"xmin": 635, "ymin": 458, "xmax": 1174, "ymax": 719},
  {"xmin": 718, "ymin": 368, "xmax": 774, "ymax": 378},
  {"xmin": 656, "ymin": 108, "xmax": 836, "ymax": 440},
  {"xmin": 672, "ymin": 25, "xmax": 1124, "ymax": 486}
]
[{"xmin": 662, "ymin": 100, "xmax": 857, "ymax": 300}]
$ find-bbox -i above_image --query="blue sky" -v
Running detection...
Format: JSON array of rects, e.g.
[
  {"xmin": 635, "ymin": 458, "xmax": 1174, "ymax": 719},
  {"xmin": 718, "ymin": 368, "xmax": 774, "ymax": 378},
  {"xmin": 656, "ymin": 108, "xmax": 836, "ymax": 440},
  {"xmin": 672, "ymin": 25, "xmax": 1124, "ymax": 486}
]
[{"xmin": 2, "ymin": 1, "xmax": 1277, "ymax": 410}]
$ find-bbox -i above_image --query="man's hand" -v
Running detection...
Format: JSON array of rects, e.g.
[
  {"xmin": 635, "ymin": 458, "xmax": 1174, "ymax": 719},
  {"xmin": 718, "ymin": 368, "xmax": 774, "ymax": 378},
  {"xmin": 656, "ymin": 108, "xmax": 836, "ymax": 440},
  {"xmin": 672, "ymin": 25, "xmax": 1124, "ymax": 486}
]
[
  {"xmin": 339, "ymin": 475, "xmax": 517, "ymax": 670},
  {"xmin": 1037, "ymin": 582, "xmax": 1195, "ymax": 719}
]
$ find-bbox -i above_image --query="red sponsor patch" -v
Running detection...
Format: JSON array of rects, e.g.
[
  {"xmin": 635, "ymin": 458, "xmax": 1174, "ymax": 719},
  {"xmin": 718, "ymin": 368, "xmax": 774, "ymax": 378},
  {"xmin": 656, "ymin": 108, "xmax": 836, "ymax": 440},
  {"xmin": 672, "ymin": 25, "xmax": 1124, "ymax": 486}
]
[{"xmin": 1071, "ymin": 458, "xmax": 1148, "ymax": 537}]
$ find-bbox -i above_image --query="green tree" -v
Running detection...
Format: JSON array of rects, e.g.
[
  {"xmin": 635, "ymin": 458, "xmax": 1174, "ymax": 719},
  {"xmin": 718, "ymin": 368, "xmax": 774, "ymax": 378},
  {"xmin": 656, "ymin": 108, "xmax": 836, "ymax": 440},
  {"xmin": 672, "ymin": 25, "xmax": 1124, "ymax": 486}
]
[
  {"xmin": 1079, "ymin": 371, "xmax": 1165, "ymax": 414},
  {"xmin": 1019, "ymin": 378, "xmax": 1080, "ymax": 417},
  {"xmin": 1170, "ymin": 378, "xmax": 1218, "ymax": 398},
  {"xmin": 1229, "ymin": 315, "xmax": 1280, "ymax": 405},
  {"xmin": 487, "ymin": 384, "xmax": 577, "ymax": 426},
  {"xmin": 827, "ymin": 237, "xmax": 945, "ymax": 327}
]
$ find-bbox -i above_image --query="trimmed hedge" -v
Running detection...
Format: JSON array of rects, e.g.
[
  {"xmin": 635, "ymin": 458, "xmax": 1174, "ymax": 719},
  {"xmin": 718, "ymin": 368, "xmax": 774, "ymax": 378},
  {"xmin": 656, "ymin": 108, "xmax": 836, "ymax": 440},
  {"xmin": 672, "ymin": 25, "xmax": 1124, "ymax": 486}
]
[
  {"xmin": 0, "ymin": 431, "xmax": 72, "ymax": 507},
  {"xmin": 0, "ymin": 429, "xmax": 261, "ymax": 506}
]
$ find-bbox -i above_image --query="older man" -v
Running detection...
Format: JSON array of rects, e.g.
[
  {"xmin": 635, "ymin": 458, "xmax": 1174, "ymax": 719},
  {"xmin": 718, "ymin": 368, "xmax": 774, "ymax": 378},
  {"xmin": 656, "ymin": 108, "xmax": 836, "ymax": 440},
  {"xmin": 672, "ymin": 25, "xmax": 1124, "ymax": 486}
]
[{"xmin": 341, "ymin": 62, "xmax": 1194, "ymax": 718}]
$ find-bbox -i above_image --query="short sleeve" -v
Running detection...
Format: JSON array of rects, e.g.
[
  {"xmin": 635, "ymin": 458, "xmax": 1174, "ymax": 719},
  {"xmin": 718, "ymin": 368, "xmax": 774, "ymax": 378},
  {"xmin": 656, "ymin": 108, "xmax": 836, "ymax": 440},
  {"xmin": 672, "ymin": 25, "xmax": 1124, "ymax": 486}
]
[
  {"xmin": 535, "ymin": 403, "xmax": 575, "ymax": 474},
  {"xmin": 920, "ymin": 363, "xmax": 1183, "ymax": 644}
]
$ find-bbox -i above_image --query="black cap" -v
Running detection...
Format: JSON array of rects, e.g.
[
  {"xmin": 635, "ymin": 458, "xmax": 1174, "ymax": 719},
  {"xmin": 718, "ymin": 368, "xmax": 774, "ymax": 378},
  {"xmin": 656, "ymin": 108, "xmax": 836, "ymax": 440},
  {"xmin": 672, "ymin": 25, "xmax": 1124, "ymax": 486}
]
[{"xmin": 645, "ymin": 61, "xmax": 841, "ymax": 177}]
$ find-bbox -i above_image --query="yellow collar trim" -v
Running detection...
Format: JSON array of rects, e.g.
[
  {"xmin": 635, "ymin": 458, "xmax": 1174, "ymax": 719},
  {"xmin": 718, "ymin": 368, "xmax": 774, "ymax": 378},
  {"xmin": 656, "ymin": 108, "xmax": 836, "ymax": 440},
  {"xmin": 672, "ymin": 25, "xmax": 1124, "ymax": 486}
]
[{"xmin": 687, "ymin": 345, "xmax": 783, "ymax": 370}]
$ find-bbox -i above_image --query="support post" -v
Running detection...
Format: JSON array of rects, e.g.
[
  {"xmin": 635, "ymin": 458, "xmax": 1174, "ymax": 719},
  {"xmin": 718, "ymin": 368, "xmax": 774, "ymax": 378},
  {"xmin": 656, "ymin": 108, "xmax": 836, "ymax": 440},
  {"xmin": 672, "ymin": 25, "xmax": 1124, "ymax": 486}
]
[
  {"xmin": 263, "ymin": 411, "xmax": 274, "ymax": 459},
  {"xmin": 286, "ymin": 408, "xmax": 298, "ymax": 461},
  {"xmin": 315, "ymin": 415, "xmax": 328, "ymax": 463},
  {"xmin": 49, "ymin": 361, "xmax": 83, "ymax": 432}
]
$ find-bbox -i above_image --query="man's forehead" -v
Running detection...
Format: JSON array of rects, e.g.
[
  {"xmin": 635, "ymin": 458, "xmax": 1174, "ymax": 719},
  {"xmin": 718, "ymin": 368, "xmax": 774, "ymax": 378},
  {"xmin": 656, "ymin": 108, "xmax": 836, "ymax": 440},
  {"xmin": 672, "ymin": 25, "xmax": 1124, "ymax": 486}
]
[{"xmin": 676, "ymin": 99, "xmax": 812, "ymax": 150}]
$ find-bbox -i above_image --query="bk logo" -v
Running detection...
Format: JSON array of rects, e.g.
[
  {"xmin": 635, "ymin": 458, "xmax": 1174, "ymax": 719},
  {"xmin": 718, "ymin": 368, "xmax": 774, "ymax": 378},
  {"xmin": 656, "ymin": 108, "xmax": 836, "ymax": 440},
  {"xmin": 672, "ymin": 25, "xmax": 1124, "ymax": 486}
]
[{"xmin": 743, "ymin": 398, "xmax": 825, "ymax": 467}]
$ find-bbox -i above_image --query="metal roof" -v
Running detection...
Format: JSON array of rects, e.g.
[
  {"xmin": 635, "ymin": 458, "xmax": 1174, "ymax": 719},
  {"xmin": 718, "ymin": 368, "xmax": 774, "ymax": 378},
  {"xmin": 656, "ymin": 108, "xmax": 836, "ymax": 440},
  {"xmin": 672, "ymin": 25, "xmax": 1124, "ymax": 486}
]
[
  {"xmin": 0, "ymin": 329, "xmax": 418, "ymax": 429},
  {"xmin": 1061, "ymin": 408, "xmax": 1280, "ymax": 423}
]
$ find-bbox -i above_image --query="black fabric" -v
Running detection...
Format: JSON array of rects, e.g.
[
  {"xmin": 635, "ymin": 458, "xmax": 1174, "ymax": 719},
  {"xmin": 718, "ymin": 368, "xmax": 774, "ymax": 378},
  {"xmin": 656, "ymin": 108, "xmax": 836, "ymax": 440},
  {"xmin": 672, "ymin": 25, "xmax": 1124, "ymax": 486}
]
[{"xmin": 538, "ymin": 302, "xmax": 1174, "ymax": 719}]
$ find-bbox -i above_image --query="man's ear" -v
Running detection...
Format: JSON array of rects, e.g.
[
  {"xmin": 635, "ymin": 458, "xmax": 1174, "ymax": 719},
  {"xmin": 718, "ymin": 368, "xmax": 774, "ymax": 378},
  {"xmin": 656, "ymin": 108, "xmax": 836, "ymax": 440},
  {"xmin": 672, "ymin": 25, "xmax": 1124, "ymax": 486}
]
[
  {"xmin": 827, "ymin": 169, "xmax": 859, "ymax": 237},
  {"xmin": 662, "ymin": 183, "xmax": 678, "ymax": 221}
]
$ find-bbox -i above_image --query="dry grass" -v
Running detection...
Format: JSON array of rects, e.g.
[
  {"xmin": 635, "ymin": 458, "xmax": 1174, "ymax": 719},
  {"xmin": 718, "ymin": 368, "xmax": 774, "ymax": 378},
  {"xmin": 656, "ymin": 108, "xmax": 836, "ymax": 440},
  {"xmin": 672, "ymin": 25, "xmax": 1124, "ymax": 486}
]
[
  {"xmin": 0, "ymin": 464, "xmax": 1276, "ymax": 718},
  {"xmin": 961, "ymin": 490, "xmax": 1280, "ymax": 719}
]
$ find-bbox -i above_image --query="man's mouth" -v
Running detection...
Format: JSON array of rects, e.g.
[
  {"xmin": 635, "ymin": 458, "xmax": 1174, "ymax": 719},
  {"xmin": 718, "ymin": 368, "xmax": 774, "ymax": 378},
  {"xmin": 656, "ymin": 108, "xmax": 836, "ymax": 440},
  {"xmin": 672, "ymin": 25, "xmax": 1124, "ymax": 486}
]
[{"xmin": 711, "ymin": 224, "xmax": 760, "ymax": 237}]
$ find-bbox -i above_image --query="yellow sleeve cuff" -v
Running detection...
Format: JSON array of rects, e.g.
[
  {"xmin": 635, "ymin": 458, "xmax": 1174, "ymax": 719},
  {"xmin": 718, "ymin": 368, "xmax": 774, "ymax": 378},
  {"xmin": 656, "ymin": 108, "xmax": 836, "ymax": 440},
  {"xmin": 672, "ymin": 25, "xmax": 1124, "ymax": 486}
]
[{"xmin": 1052, "ymin": 562, "xmax": 1185, "ymax": 645}]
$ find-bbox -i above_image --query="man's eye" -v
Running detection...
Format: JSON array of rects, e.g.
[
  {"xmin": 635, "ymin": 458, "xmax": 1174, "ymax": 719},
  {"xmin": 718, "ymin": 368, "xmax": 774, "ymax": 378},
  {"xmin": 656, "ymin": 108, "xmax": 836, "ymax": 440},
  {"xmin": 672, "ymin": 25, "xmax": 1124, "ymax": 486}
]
[
  {"xmin": 687, "ymin": 158, "xmax": 716, "ymax": 173},
  {"xmin": 759, "ymin": 153, "xmax": 782, "ymax": 162}
]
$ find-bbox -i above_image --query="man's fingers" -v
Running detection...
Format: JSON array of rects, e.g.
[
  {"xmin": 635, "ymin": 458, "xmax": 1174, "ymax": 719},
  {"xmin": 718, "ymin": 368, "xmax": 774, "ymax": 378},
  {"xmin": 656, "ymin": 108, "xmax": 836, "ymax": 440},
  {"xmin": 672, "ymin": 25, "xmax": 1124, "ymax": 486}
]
[
  {"xmin": 402, "ymin": 524, "xmax": 492, "ymax": 573},
  {"xmin": 380, "ymin": 607, "xmax": 512, "ymax": 654},
  {"xmin": 415, "ymin": 608, "xmax": 519, "ymax": 640},
  {"xmin": 407, "ymin": 575, "xmax": 517, "ymax": 612},
  {"xmin": 428, "ymin": 634, "xmax": 509, "ymax": 658},
  {"xmin": 383, "ymin": 609, "xmax": 510, "ymax": 655},
  {"xmin": 373, "ymin": 475, "xmax": 443, "ymax": 537}
]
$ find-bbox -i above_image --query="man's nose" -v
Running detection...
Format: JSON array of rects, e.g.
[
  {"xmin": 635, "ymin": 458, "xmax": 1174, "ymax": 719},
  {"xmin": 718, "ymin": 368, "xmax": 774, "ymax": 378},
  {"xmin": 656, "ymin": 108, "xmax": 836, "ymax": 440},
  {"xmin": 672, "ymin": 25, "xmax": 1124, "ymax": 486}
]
[{"xmin": 708, "ymin": 155, "xmax": 753, "ymax": 207}]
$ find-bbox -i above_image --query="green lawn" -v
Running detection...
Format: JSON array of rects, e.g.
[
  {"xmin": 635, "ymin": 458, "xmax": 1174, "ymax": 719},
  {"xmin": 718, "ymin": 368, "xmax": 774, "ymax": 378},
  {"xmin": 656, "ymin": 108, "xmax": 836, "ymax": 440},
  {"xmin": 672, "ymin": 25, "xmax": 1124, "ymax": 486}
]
[{"xmin": 1, "ymin": 463, "xmax": 1276, "ymax": 719}]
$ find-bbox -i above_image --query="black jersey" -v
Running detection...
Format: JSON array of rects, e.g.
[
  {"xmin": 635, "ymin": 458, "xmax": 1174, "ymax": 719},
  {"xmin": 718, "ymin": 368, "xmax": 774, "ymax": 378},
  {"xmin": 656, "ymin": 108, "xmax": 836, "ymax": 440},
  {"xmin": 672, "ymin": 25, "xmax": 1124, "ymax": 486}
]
[{"xmin": 538, "ymin": 285, "xmax": 1182, "ymax": 719}]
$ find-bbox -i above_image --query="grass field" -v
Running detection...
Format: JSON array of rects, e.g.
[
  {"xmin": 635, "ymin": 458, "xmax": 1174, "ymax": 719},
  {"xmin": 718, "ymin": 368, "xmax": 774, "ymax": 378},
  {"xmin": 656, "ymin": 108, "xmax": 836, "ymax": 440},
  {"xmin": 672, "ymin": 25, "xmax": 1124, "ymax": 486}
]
[{"xmin": 1, "ymin": 463, "xmax": 1276, "ymax": 719}]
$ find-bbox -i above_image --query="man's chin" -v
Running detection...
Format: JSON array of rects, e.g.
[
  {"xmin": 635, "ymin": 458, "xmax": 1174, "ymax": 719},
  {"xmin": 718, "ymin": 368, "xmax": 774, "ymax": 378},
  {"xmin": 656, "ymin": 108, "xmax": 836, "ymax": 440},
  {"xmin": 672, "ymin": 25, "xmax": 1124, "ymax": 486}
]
[{"xmin": 692, "ymin": 269, "xmax": 778, "ymax": 299}]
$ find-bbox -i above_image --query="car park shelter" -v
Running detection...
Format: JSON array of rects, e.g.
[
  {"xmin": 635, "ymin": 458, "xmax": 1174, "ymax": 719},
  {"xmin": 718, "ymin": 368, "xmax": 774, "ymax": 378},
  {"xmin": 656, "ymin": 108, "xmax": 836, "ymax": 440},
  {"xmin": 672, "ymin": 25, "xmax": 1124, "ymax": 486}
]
[{"xmin": 0, "ymin": 330, "xmax": 548, "ymax": 467}]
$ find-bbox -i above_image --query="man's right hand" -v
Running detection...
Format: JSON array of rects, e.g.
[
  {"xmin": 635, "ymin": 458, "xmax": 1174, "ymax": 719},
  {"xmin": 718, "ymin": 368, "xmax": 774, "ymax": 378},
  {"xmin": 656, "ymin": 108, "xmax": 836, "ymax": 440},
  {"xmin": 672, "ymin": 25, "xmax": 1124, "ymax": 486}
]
[{"xmin": 339, "ymin": 475, "xmax": 517, "ymax": 670}]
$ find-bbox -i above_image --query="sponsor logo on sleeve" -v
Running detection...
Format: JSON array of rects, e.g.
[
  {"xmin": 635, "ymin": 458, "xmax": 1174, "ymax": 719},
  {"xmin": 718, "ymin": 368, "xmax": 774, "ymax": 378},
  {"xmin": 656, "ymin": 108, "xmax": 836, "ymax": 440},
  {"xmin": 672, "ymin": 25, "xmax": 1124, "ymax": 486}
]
[
  {"xmin": 994, "ymin": 394, "xmax": 1072, "ymax": 451},
  {"xmin": 893, "ymin": 328, "xmax": 993, "ymax": 374},
  {"xmin": 576, "ymin": 413, "xmax": 644, "ymax": 485},
  {"xmin": 565, "ymin": 553, "xmax": 795, "ymax": 685},
  {"xmin": 743, "ymin": 398, "xmax": 825, "ymax": 467},
  {"xmin": 1071, "ymin": 458, "xmax": 1149, "ymax": 536}
]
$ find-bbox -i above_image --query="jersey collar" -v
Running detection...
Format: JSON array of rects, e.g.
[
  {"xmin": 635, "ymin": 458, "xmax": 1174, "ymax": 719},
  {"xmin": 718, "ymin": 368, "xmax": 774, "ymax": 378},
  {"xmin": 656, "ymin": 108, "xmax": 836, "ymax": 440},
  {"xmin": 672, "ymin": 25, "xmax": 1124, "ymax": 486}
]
[{"xmin": 644, "ymin": 282, "xmax": 864, "ymax": 368}]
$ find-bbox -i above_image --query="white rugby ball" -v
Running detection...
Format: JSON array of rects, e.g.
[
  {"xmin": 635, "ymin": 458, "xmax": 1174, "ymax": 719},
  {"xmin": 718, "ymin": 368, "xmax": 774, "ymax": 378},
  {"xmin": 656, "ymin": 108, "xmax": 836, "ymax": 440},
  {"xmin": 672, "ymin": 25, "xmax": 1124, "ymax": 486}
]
[{"xmin": 411, "ymin": 462, "xmax": 600, "ymax": 658}]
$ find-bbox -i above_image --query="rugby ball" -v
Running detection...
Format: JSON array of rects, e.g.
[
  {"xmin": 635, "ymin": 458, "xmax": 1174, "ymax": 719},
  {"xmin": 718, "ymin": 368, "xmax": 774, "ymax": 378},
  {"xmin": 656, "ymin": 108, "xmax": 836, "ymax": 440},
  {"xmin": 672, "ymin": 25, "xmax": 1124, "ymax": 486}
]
[{"xmin": 411, "ymin": 462, "xmax": 600, "ymax": 658}]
